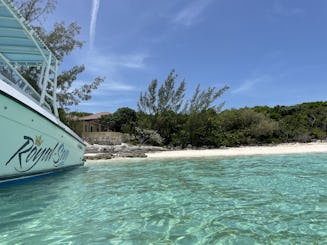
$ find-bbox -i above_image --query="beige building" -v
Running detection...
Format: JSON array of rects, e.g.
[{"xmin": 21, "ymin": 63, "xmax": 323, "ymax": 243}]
[
  {"xmin": 72, "ymin": 112, "xmax": 129, "ymax": 145},
  {"xmin": 73, "ymin": 112, "xmax": 110, "ymax": 137}
]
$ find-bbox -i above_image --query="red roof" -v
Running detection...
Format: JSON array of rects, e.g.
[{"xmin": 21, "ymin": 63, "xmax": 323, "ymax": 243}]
[{"xmin": 78, "ymin": 112, "xmax": 110, "ymax": 121}]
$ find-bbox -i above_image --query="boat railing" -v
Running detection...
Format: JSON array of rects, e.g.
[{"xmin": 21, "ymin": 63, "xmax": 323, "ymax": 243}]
[{"xmin": 0, "ymin": 64, "xmax": 52, "ymax": 112}]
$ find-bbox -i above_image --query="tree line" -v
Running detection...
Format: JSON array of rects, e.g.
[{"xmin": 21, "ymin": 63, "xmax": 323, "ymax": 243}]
[
  {"xmin": 96, "ymin": 102, "xmax": 327, "ymax": 148},
  {"xmin": 95, "ymin": 71, "xmax": 327, "ymax": 147}
]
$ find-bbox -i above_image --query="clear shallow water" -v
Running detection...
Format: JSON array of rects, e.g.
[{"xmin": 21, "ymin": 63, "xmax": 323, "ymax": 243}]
[{"xmin": 1, "ymin": 154, "xmax": 327, "ymax": 244}]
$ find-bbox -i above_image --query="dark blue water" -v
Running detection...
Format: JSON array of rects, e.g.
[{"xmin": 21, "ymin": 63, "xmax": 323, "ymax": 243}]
[{"xmin": 1, "ymin": 154, "xmax": 327, "ymax": 244}]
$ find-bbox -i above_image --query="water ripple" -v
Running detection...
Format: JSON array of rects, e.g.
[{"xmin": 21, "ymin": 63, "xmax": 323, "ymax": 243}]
[{"xmin": 1, "ymin": 154, "xmax": 327, "ymax": 244}]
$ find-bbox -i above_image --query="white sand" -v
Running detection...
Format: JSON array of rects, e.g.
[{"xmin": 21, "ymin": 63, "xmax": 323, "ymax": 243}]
[
  {"xmin": 145, "ymin": 142, "xmax": 327, "ymax": 159},
  {"xmin": 85, "ymin": 142, "xmax": 327, "ymax": 165}
]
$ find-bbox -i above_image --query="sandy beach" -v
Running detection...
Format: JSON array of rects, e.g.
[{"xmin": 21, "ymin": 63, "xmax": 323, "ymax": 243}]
[
  {"xmin": 85, "ymin": 142, "xmax": 327, "ymax": 165},
  {"xmin": 145, "ymin": 142, "xmax": 327, "ymax": 159}
]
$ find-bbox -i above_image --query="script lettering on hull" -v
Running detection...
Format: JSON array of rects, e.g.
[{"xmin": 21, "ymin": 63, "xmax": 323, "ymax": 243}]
[{"xmin": 4, "ymin": 136, "xmax": 69, "ymax": 172}]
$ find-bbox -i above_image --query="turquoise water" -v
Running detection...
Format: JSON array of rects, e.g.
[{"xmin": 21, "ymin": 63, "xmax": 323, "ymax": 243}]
[{"xmin": 1, "ymin": 154, "xmax": 327, "ymax": 244}]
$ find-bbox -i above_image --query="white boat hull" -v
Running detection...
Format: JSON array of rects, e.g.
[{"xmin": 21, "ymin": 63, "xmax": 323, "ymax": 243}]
[{"xmin": 0, "ymin": 82, "xmax": 85, "ymax": 183}]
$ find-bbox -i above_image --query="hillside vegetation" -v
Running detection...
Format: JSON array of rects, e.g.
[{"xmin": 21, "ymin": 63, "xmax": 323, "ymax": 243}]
[
  {"xmin": 96, "ymin": 101, "xmax": 327, "ymax": 148},
  {"xmin": 69, "ymin": 71, "xmax": 327, "ymax": 147}
]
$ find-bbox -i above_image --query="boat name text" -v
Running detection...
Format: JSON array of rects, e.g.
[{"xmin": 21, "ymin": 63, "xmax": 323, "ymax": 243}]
[{"xmin": 4, "ymin": 136, "xmax": 69, "ymax": 172}]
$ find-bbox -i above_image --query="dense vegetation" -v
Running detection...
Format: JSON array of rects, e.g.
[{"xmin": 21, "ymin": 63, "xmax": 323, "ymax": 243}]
[
  {"xmin": 94, "ymin": 71, "xmax": 327, "ymax": 147},
  {"xmin": 96, "ymin": 101, "xmax": 327, "ymax": 147}
]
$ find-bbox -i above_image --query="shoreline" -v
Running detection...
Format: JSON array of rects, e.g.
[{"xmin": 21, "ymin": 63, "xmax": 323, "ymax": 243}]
[
  {"xmin": 145, "ymin": 142, "xmax": 327, "ymax": 159},
  {"xmin": 85, "ymin": 142, "xmax": 327, "ymax": 164}
]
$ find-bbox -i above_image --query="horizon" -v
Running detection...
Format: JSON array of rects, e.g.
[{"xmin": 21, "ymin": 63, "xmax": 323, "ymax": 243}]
[{"xmin": 47, "ymin": 0, "xmax": 327, "ymax": 113}]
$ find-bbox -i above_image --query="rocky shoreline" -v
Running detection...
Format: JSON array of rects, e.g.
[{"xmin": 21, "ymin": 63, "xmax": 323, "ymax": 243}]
[{"xmin": 84, "ymin": 143, "xmax": 167, "ymax": 160}]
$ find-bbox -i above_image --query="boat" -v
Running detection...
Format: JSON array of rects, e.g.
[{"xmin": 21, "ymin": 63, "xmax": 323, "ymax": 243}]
[{"xmin": 0, "ymin": 0, "xmax": 85, "ymax": 183}]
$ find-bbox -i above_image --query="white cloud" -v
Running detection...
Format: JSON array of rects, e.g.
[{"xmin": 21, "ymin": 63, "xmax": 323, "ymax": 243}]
[
  {"xmin": 97, "ymin": 81, "xmax": 135, "ymax": 93},
  {"xmin": 89, "ymin": 0, "xmax": 100, "ymax": 50},
  {"xmin": 69, "ymin": 79, "xmax": 135, "ymax": 93},
  {"xmin": 173, "ymin": 0, "xmax": 213, "ymax": 27},
  {"xmin": 233, "ymin": 75, "xmax": 271, "ymax": 94},
  {"xmin": 85, "ymin": 51, "xmax": 148, "ymax": 75},
  {"xmin": 71, "ymin": 50, "xmax": 148, "ymax": 95}
]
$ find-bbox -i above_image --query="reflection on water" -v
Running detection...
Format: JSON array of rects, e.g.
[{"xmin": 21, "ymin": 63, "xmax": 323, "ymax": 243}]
[{"xmin": 0, "ymin": 154, "xmax": 327, "ymax": 244}]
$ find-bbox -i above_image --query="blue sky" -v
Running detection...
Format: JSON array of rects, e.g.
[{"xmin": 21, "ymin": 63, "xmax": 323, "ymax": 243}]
[{"xmin": 49, "ymin": 0, "xmax": 327, "ymax": 113}]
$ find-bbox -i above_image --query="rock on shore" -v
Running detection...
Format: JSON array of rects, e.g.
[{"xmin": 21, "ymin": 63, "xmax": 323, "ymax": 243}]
[{"xmin": 84, "ymin": 143, "xmax": 167, "ymax": 160}]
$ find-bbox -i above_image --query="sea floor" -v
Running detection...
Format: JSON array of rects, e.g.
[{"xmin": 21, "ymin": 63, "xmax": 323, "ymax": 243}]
[{"xmin": 1, "ymin": 153, "xmax": 327, "ymax": 244}]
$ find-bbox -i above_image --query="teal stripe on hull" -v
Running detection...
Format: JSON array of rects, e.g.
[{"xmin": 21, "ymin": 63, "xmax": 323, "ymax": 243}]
[{"xmin": 0, "ymin": 92, "xmax": 85, "ymax": 180}]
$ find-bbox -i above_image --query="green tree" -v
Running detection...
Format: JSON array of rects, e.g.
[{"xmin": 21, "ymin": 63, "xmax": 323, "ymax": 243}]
[
  {"xmin": 186, "ymin": 109, "xmax": 221, "ymax": 147},
  {"xmin": 155, "ymin": 111, "xmax": 188, "ymax": 145},
  {"xmin": 138, "ymin": 69, "xmax": 186, "ymax": 114},
  {"xmin": 270, "ymin": 103, "xmax": 327, "ymax": 142},
  {"xmin": 12, "ymin": 0, "xmax": 104, "ymax": 110},
  {"xmin": 186, "ymin": 84, "xmax": 229, "ymax": 113},
  {"xmin": 99, "ymin": 107, "xmax": 137, "ymax": 134},
  {"xmin": 137, "ymin": 70, "xmax": 229, "ymax": 146},
  {"xmin": 138, "ymin": 69, "xmax": 229, "ymax": 115},
  {"xmin": 218, "ymin": 108, "xmax": 279, "ymax": 146}
]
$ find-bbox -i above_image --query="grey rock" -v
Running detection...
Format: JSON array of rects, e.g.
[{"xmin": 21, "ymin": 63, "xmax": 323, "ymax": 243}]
[
  {"xmin": 85, "ymin": 143, "xmax": 167, "ymax": 160},
  {"xmin": 85, "ymin": 153, "xmax": 113, "ymax": 160}
]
